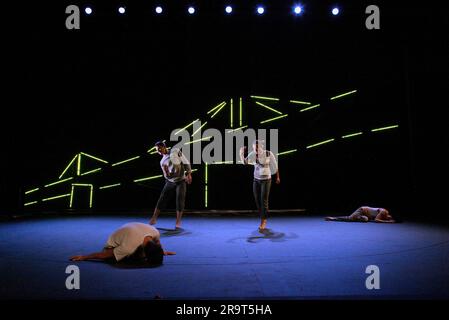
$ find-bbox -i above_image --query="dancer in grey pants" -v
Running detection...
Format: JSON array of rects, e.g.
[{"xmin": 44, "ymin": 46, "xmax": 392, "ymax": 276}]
[
  {"xmin": 150, "ymin": 141, "xmax": 192, "ymax": 228},
  {"xmin": 240, "ymin": 140, "xmax": 280, "ymax": 230},
  {"xmin": 325, "ymin": 207, "xmax": 395, "ymax": 223}
]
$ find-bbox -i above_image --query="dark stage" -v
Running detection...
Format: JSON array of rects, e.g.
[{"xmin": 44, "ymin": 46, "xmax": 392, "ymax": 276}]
[
  {"xmin": 1, "ymin": 214, "xmax": 448, "ymax": 300},
  {"xmin": 2, "ymin": 0, "xmax": 448, "ymax": 310}
]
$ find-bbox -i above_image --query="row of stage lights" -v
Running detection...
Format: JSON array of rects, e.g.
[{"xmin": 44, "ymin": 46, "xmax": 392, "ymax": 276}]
[{"xmin": 83, "ymin": 5, "xmax": 341, "ymax": 16}]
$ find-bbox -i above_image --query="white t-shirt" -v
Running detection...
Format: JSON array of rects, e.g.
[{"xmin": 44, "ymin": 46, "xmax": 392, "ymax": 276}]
[
  {"xmin": 246, "ymin": 150, "xmax": 278, "ymax": 180},
  {"xmin": 105, "ymin": 222, "xmax": 160, "ymax": 261}
]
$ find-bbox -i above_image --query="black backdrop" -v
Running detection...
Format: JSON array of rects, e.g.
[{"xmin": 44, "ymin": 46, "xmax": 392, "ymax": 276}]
[{"xmin": 2, "ymin": 1, "xmax": 448, "ymax": 218}]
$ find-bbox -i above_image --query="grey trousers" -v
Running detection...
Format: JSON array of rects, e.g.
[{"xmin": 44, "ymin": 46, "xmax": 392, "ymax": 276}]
[
  {"xmin": 155, "ymin": 180, "xmax": 187, "ymax": 212},
  {"xmin": 332, "ymin": 208, "xmax": 369, "ymax": 222},
  {"xmin": 253, "ymin": 179, "xmax": 272, "ymax": 219}
]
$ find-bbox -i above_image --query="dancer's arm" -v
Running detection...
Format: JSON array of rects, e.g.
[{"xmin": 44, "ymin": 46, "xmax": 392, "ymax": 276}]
[{"xmin": 70, "ymin": 248, "xmax": 115, "ymax": 261}]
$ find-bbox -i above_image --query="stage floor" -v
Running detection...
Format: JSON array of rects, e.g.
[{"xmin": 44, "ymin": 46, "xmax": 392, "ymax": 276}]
[{"xmin": 1, "ymin": 214, "xmax": 448, "ymax": 299}]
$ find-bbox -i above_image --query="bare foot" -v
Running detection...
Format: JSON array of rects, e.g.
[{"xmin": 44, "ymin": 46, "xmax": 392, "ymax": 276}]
[
  {"xmin": 259, "ymin": 219, "xmax": 267, "ymax": 230},
  {"xmin": 175, "ymin": 223, "xmax": 182, "ymax": 229},
  {"xmin": 325, "ymin": 217, "xmax": 335, "ymax": 221}
]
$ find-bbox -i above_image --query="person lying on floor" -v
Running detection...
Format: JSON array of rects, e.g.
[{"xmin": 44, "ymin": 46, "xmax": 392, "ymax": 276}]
[
  {"xmin": 325, "ymin": 206, "xmax": 395, "ymax": 223},
  {"xmin": 70, "ymin": 222, "xmax": 176, "ymax": 265}
]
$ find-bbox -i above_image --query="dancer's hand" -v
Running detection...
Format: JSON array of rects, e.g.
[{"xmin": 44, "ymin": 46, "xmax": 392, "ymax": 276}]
[
  {"xmin": 239, "ymin": 146, "xmax": 246, "ymax": 154},
  {"xmin": 186, "ymin": 173, "xmax": 192, "ymax": 184},
  {"xmin": 70, "ymin": 255, "xmax": 86, "ymax": 261},
  {"xmin": 276, "ymin": 177, "xmax": 281, "ymax": 184},
  {"xmin": 164, "ymin": 251, "xmax": 176, "ymax": 256}
]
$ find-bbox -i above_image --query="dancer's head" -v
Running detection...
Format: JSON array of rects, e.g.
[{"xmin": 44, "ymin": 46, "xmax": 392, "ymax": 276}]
[
  {"xmin": 376, "ymin": 208, "xmax": 393, "ymax": 221},
  {"xmin": 142, "ymin": 237, "xmax": 164, "ymax": 265},
  {"xmin": 155, "ymin": 140, "xmax": 168, "ymax": 155},
  {"xmin": 252, "ymin": 140, "xmax": 265, "ymax": 154}
]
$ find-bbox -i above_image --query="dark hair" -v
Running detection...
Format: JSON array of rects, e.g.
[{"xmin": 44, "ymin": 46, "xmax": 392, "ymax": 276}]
[
  {"xmin": 155, "ymin": 140, "xmax": 166, "ymax": 147},
  {"xmin": 143, "ymin": 241, "xmax": 164, "ymax": 265}
]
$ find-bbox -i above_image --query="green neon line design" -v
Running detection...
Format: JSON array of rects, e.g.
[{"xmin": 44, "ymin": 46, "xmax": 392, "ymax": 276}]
[
  {"xmin": 25, "ymin": 188, "xmax": 40, "ymax": 195},
  {"xmin": 72, "ymin": 183, "xmax": 94, "ymax": 187},
  {"xmin": 205, "ymin": 163, "xmax": 208, "ymax": 208},
  {"xmin": 239, "ymin": 97, "xmax": 242, "ymax": 126},
  {"xmin": 207, "ymin": 101, "xmax": 226, "ymax": 114},
  {"xmin": 185, "ymin": 136, "xmax": 212, "ymax": 145},
  {"xmin": 111, "ymin": 156, "xmax": 141, "ymax": 167},
  {"xmin": 147, "ymin": 146, "xmax": 156, "ymax": 153},
  {"xmin": 134, "ymin": 175, "xmax": 163, "ymax": 183},
  {"xmin": 227, "ymin": 125, "xmax": 248, "ymax": 133},
  {"xmin": 90, "ymin": 187, "xmax": 93, "ymax": 208},
  {"xmin": 174, "ymin": 119, "xmax": 200, "ymax": 135},
  {"xmin": 342, "ymin": 132, "xmax": 363, "ymax": 139},
  {"xmin": 42, "ymin": 193, "xmax": 71, "ymax": 202},
  {"xmin": 80, "ymin": 168, "xmax": 102, "ymax": 176},
  {"xmin": 77, "ymin": 154, "xmax": 81, "ymax": 176},
  {"xmin": 70, "ymin": 185, "xmax": 75, "ymax": 208},
  {"xmin": 212, "ymin": 161, "xmax": 233, "ymax": 165},
  {"xmin": 277, "ymin": 149, "xmax": 298, "ymax": 156},
  {"xmin": 230, "ymin": 98, "xmax": 233, "ymax": 128},
  {"xmin": 371, "ymin": 125, "xmax": 399, "ymax": 132},
  {"xmin": 300, "ymin": 104, "xmax": 320, "ymax": 112},
  {"xmin": 80, "ymin": 152, "xmax": 108, "ymax": 164},
  {"xmin": 191, "ymin": 169, "xmax": 198, "ymax": 173},
  {"xmin": 59, "ymin": 154, "xmax": 78, "ymax": 179},
  {"xmin": 192, "ymin": 121, "xmax": 208, "ymax": 137},
  {"xmin": 99, "ymin": 183, "xmax": 122, "ymax": 190},
  {"xmin": 210, "ymin": 103, "xmax": 227, "ymax": 118},
  {"xmin": 149, "ymin": 149, "xmax": 159, "ymax": 154},
  {"xmin": 290, "ymin": 100, "xmax": 311, "ymax": 105},
  {"xmin": 306, "ymin": 139, "xmax": 335, "ymax": 149},
  {"xmin": 255, "ymin": 101, "xmax": 283, "ymax": 115},
  {"xmin": 260, "ymin": 114, "xmax": 288, "ymax": 124},
  {"xmin": 330, "ymin": 90, "xmax": 357, "ymax": 100},
  {"xmin": 250, "ymin": 95, "xmax": 280, "ymax": 101},
  {"xmin": 45, "ymin": 177, "xmax": 74, "ymax": 188},
  {"xmin": 24, "ymin": 201, "xmax": 38, "ymax": 206}
]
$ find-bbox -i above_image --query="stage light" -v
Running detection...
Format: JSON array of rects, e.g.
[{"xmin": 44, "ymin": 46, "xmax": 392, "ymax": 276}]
[
  {"xmin": 24, "ymin": 201, "xmax": 38, "ymax": 207},
  {"xmin": 155, "ymin": 6, "xmax": 163, "ymax": 14},
  {"xmin": 85, "ymin": 7, "xmax": 93, "ymax": 15},
  {"xmin": 184, "ymin": 136, "xmax": 212, "ymax": 145},
  {"xmin": 257, "ymin": 6, "xmax": 265, "ymax": 15},
  {"xmin": 260, "ymin": 114, "xmax": 288, "ymax": 124},
  {"xmin": 188, "ymin": 7, "xmax": 195, "ymax": 14},
  {"xmin": 294, "ymin": 6, "xmax": 302, "ymax": 15},
  {"xmin": 118, "ymin": 7, "xmax": 126, "ymax": 14},
  {"xmin": 225, "ymin": 6, "xmax": 233, "ymax": 14},
  {"xmin": 332, "ymin": 7, "xmax": 340, "ymax": 15},
  {"xmin": 255, "ymin": 101, "xmax": 283, "ymax": 115}
]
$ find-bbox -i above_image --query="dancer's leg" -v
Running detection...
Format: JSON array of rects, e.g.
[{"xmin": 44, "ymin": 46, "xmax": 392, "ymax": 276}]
[
  {"xmin": 175, "ymin": 181, "xmax": 187, "ymax": 228},
  {"xmin": 260, "ymin": 179, "xmax": 272, "ymax": 229},
  {"xmin": 150, "ymin": 181, "xmax": 175, "ymax": 225}
]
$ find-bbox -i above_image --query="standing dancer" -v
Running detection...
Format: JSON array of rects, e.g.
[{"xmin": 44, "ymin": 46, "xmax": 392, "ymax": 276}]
[
  {"xmin": 240, "ymin": 140, "xmax": 280, "ymax": 230},
  {"xmin": 150, "ymin": 141, "xmax": 192, "ymax": 228}
]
